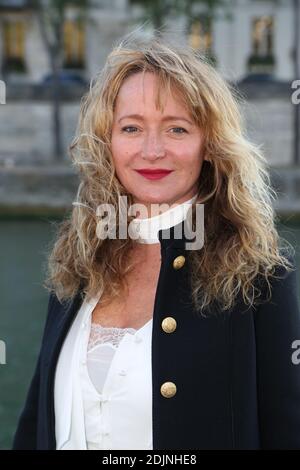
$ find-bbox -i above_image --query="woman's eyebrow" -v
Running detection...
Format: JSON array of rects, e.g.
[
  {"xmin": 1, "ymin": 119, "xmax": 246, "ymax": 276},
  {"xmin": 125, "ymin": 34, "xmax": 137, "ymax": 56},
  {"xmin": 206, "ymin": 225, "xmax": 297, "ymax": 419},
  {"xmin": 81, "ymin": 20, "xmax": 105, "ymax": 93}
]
[{"xmin": 118, "ymin": 114, "xmax": 194, "ymax": 125}]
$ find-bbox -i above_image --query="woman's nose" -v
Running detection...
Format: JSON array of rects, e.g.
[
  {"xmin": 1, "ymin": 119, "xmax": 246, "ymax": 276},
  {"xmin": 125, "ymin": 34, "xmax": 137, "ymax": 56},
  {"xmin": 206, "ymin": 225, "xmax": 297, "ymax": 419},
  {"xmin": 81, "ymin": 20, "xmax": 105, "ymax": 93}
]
[{"xmin": 141, "ymin": 133, "xmax": 166, "ymax": 160}]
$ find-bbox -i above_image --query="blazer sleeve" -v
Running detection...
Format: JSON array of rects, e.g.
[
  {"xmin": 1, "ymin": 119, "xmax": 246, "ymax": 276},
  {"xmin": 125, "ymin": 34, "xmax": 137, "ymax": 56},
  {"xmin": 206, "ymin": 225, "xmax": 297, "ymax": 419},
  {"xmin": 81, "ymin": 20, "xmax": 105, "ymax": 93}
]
[
  {"xmin": 12, "ymin": 292, "xmax": 56, "ymax": 450},
  {"xmin": 254, "ymin": 254, "xmax": 300, "ymax": 449}
]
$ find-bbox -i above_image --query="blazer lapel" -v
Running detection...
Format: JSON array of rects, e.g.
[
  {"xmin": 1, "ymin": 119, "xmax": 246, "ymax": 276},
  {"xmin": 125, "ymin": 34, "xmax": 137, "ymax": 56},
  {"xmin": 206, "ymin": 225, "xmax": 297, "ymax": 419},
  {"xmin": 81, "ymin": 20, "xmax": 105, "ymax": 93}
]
[{"xmin": 42, "ymin": 290, "xmax": 84, "ymax": 449}]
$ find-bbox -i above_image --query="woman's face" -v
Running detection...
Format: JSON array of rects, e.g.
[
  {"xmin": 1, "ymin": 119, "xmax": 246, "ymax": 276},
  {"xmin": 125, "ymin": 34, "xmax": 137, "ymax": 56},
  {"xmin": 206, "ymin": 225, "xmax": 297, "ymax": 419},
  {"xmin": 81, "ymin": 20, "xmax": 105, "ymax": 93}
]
[{"xmin": 111, "ymin": 71, "xmax": 206, "ymax": 211}]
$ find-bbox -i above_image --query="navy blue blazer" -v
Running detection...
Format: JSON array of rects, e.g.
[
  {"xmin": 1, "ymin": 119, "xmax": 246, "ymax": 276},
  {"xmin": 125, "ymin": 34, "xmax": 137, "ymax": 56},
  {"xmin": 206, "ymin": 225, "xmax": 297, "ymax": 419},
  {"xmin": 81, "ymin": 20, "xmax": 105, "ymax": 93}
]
[{"xmin": 12, "ymin": 224, "xmax": 300, "ymax": 449}]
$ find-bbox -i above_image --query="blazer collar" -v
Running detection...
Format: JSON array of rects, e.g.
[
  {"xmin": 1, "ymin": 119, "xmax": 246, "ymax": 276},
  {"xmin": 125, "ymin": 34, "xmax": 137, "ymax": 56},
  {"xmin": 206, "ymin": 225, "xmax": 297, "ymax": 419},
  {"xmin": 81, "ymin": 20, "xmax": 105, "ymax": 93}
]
[
  {"xmin": 45, "ymin": 290, "xmax": 84, "ymax": 448},
  {"xmin": 158, "ymin": 219, "xmax": 198, "ymax": 251}
]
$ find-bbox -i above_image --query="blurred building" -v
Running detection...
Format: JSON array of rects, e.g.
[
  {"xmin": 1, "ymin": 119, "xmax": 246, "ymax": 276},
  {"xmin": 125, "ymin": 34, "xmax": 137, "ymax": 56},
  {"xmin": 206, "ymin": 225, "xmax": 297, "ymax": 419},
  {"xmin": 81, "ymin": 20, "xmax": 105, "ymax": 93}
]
[
  {"xmin": 0, "ymin": 0, "xmax": 298, "ymax": 168},
  {"xmin": 188, "ymin": 0, "xmax": 296, "ymax": 82},
  {"xmin": 0, "ymin": 0, "xmax": 297, "ymax": 84},
  {"xmin": 0, "ymin": 0, "xmax": 129, "ymax": 84}
]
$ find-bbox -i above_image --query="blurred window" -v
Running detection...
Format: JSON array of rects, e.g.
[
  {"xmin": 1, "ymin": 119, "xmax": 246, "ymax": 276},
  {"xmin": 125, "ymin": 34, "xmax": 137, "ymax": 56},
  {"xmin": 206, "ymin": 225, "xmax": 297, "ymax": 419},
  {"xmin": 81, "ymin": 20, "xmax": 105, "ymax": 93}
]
[
  {"xmin": 2, "ymin": 19, "xmax": 26, "ymax": 72},
  {"xmin": 252, "ymin": 16, "xmax": 274, "ymax": 57},
  {"xmin": 248, "ymin": 16, "xmax": 275, "ymax": 73},
  {"xmin": 63, "ymin": 19, "xmax": 85, "ymax": 69},
  {"xmin": 188, "ymin": 16, "xmax": 213, "ymax": 54}
]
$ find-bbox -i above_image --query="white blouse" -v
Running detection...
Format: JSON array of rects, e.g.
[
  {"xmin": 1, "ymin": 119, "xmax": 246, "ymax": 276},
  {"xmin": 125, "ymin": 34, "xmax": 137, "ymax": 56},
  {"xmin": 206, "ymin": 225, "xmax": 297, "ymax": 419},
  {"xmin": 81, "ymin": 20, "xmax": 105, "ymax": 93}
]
[
  {"xmin": 80, "ymin": 294, "xmax": 153, "ymax": 450},
  {"xmin": 54, "ymin": 293, "xmax": 153, "ymax": 450}
]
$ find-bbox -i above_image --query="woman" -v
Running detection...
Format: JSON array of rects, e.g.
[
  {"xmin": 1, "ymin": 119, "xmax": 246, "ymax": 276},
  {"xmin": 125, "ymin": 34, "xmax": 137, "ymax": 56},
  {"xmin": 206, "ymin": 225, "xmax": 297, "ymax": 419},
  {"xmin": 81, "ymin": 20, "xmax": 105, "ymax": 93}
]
[{"xmin": 13, "ymin": 35, "xmax": 300, "ymax": 450}]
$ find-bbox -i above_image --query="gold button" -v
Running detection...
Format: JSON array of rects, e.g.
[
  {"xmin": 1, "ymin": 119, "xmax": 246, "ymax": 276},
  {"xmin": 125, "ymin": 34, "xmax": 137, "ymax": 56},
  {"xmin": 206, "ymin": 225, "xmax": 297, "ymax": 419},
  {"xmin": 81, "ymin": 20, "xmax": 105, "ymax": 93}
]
[
  {"xmin": 160, "ymin": 381, "xmax": 177, "ymax": 398},
  {"xmin": 172, "ymin": 255, "xmax": 186, "ymax": 270},
  {"xmin": 161, "ymin": 317, "xmax": 177, "ymax": 333}
]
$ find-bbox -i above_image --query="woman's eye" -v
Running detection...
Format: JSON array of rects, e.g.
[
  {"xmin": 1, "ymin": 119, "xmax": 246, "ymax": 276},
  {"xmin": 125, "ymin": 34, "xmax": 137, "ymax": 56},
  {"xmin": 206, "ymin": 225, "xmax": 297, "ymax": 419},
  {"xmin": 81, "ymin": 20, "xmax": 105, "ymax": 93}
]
[
  {"xmin": 121, "ymin": 126, "xmax": 138, "ymax": 133},
  {"xmin": 170, "ymin": 127, "xmax": 187, "ymax": 134},
  {"xmin": 121, "ymin": 126, "xmax": 187, "ymax": 134}
]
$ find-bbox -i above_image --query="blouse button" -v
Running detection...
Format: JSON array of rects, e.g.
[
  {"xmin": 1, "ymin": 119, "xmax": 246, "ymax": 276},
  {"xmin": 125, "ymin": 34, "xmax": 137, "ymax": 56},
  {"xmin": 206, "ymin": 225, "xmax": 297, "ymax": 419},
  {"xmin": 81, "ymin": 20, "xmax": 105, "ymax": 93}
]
[
  {"xmin": 101, "ymin": 395, "xmax": 110, "ymax": 403},
  {"xmin": 134, "ymin": 334, "xmax": 142, "ymax": 343},
  {"xmin": 119, "ymin": 369, "xmax": 127, "ymax": 376},
  {"xmin": 102, "ymin": 425, "xmax": 110, "ymax": 435}
]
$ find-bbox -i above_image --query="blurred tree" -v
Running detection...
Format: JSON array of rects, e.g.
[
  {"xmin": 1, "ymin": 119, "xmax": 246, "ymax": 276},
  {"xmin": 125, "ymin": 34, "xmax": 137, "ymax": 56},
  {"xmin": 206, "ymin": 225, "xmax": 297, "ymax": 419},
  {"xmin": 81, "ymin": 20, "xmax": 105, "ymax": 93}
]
[
  {"xmin": 129, "ymin": 0, "xmax": 232, "ymax": 65},
  {"xmin": 129, "ymin": 0, "xmax": 231, "ymax": 32},
  {"xmin": 292, "ymin": 0, "xmax": 300, "ymax": 164},
  {"xmin": 32, "ymin": 0, "xmax": 89, "ymax": 161},
  {"xmin": 129, "ymin": 0, "xmax": 171, "ymax": 30}
]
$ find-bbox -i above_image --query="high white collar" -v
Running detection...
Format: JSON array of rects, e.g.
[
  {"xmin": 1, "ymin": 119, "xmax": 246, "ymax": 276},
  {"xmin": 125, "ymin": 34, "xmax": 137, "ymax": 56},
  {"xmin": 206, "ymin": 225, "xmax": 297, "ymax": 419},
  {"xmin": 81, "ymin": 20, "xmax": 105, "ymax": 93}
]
[{"xmin": 130, "ymin": 194, "xmax": 198, "ymax": 244}]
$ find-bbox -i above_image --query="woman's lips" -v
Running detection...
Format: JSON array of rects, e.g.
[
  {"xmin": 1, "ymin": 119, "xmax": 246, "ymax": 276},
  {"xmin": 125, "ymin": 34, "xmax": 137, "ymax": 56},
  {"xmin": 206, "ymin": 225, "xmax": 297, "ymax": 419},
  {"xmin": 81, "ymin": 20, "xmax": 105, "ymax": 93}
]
[{"xmin": 135, "ymin": 170, "xmax": 173, "ymax": 180}]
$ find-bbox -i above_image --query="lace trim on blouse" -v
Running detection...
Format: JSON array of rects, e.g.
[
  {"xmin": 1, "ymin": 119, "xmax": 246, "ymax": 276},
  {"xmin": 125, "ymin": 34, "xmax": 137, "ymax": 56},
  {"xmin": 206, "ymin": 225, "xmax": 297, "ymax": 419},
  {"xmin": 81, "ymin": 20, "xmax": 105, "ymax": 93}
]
[{"xmin": 88, "ymin": 323, "xmax": 137, "ymax": 352}]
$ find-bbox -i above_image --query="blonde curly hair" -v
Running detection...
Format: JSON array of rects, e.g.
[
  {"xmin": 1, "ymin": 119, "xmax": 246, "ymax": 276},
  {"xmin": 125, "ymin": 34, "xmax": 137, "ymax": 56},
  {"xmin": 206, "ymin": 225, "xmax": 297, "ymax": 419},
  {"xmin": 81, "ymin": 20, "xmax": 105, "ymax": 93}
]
[{"xmin": 44, "ymin": 33, "xmax": 294, "ymax": 313}]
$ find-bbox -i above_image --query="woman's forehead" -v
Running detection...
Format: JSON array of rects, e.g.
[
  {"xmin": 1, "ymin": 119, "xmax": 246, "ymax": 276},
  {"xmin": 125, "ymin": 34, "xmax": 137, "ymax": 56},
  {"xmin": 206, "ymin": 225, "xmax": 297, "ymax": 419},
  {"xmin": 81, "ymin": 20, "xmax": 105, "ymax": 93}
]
[{"xmin": 114, "ymin": 71, "xmax": 193, "ymax": 119}]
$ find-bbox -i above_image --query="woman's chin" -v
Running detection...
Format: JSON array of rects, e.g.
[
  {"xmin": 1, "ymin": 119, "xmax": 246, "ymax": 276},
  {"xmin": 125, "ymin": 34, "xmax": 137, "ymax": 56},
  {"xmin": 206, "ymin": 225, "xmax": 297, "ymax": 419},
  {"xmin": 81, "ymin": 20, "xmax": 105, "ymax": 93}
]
[{"xmin": 131, "ymin": 194, "xmax": 175, "ymax": 206}]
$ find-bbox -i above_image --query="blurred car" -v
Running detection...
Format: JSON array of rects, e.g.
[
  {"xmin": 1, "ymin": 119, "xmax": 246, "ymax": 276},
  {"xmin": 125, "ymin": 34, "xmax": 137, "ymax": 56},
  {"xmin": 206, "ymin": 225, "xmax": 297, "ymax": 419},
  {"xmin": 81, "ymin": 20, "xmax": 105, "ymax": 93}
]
[
  {"xmin": 41, "ymin": 71, "xmax": 88, "ymax": 87},
  {"xmin": 239, "ymin": 73, "xmax": 275, "ymax": 84}
]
